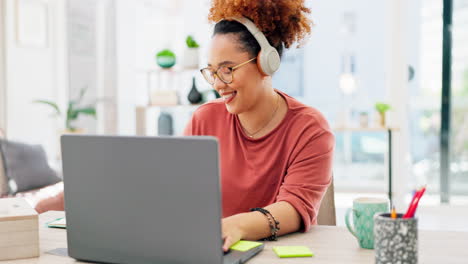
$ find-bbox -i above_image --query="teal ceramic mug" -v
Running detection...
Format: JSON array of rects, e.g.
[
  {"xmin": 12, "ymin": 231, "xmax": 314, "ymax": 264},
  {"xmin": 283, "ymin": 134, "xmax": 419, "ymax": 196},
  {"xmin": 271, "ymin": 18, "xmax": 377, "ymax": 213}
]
[{"xmin": 345, "ymin": 197, "xmax": 389, "ymax": 249}]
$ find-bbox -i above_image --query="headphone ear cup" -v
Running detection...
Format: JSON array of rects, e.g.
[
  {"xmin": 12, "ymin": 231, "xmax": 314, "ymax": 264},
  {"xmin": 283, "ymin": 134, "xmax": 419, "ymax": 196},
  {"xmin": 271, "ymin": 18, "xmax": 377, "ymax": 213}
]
[
  {"xmin": 256, "ymin": 52, "xmax": 268, "ymax": 76},
  {"xmin": 258, "ymin": 47, "xmax": 280, "ymax": 76}
]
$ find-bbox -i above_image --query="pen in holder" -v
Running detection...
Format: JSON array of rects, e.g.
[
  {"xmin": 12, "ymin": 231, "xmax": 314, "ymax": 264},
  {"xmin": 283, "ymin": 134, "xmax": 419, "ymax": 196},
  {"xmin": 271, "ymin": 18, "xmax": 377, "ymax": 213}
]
[{"xmin": 374, "ymin": 213, "xmax": 418, "ymax": 264}]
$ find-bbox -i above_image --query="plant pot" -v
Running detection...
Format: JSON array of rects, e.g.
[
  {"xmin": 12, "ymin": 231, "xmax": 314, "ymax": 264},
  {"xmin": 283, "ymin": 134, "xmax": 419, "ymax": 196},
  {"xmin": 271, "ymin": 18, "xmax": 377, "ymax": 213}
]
[
  {"xmin": 156, "ymin": 50, "xmax": 176, "ymax": 69},
  {"xmin": 183, "ymin": 48, "xmax": 199, "ymax": 69},
  {"xmin": 359, "ymin": 112, "xmax": 369, "ymax": 128},
  {"xmin": 378, "ymin": 112, "xmax": 386, "ymax": 127}
]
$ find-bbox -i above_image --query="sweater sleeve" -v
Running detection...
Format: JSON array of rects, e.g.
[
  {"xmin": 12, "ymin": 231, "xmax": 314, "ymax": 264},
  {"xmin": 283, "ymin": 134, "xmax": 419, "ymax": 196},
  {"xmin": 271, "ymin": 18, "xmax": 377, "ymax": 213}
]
[
  {"xmin": 183, "ymin": 108, "xmax": 203, "ymax": 136},
  {"xmin": 183, "ymin": 115, "xmax": 195, "ymax": 136},
  {"xmin": 275, "ymin": 130, "xmax": 334, "ymax": 231},
  {"xmin": 183, "ymin": 104, "xmax": 216, "ymax": 136}
]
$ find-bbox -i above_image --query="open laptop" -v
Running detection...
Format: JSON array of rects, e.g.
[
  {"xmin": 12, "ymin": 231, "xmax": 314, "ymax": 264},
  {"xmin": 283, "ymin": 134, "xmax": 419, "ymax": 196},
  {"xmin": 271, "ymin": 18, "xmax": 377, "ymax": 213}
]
[{"xmin": 61, "ymin": 135, "xmax": 264, "ymax": 264}]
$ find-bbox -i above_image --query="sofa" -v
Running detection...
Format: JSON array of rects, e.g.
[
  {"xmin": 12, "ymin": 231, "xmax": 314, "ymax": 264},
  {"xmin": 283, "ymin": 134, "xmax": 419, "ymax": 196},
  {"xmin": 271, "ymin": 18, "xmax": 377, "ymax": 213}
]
[{"xmin": 0, "ymin": 129, "xmax": 65, "ymax": 213}]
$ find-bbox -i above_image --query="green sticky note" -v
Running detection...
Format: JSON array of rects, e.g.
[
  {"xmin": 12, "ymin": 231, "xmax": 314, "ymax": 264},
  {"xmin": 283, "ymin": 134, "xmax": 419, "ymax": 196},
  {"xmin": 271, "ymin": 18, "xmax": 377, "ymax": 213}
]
[
  {"xmin": 230, "ymin": 241, "xmax": 263, "ymax": 252},
  {"xmin": 273, "ymin": 246, "xmax": 314, "ymax": 258},
  {"xmin": 46, "ymin": 217, "xmax": 67, "ymax": 229}
]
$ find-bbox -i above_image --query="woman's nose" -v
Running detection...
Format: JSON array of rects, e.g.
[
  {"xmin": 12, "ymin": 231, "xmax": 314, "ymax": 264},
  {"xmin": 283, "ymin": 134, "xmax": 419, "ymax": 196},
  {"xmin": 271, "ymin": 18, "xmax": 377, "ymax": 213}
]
[{"xmin": 212, "ymin": 75, "xmax": 227, "ymax": 92}]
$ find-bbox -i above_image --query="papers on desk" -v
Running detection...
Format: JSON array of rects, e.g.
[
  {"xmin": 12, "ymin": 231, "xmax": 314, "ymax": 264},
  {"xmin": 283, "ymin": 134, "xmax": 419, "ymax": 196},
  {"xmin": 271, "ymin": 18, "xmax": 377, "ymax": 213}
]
[{"xmin": 47, "ymin": 217, "xmax": 66, "ymax": 229}]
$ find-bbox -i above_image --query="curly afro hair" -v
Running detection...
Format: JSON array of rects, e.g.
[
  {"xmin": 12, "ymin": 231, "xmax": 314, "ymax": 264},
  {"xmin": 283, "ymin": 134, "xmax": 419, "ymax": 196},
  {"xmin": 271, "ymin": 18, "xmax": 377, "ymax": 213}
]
[{"xmin": 208, "ymin": 0, "xmax": 312, "ymax": 52}]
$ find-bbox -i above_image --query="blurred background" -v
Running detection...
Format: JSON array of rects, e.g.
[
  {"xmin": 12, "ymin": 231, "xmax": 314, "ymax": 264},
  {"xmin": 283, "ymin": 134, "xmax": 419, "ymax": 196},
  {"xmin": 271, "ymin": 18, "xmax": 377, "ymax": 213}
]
[{"xmin": 0, "ymin": 0, "xmax": 467, "ymax": 229}]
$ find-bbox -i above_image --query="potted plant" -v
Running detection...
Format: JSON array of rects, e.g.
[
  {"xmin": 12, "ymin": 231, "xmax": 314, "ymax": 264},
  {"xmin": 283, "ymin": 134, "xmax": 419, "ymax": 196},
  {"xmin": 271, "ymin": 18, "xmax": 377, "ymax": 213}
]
[
  {"xmin": 156, "ymin": 49, "xmax": 176, "ymax": 69},
  {"xmin": 375, "ymin": 102, "xmax": 391, "ymax": 127},
  {"xmin": 33, "ymin": 87, "xmax": 97, "ymax": 133},
  {"xmin": 183, "ymin": 35, "xmax": 200, "ymax": 69}
]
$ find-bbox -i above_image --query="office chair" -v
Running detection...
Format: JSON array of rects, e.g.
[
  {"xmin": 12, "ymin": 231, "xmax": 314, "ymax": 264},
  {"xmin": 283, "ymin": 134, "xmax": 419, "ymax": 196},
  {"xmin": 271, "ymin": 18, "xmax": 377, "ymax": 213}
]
[{"xmin": 317, "ymin": 177, "xmax": 336, "ymax": 226}]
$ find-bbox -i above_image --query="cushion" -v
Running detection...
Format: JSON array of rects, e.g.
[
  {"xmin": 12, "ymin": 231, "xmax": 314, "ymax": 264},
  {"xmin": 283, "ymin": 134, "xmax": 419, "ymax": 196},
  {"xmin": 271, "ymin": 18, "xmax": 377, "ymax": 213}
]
[
  {"xmin": 0, "ymin": 139, "xmax": 61, "ymax": 194},
  {"xmin": 0, "ymin": 152, "xmax": 7, "ymax": 196}
]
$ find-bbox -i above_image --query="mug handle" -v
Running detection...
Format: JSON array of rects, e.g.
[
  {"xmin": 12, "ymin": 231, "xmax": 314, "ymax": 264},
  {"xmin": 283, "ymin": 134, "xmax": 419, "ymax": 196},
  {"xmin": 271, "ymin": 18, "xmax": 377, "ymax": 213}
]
[{"xmin": 345, "ymin": 208, "xmax": 359, "ymax": 239}]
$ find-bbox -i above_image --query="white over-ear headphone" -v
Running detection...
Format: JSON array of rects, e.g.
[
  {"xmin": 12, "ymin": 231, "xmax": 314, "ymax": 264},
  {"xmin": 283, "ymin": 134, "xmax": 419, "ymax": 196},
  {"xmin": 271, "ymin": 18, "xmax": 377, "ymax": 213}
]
[{"xmin": 225, "ymin": 17, "xmax": 281, "ymax": 76}]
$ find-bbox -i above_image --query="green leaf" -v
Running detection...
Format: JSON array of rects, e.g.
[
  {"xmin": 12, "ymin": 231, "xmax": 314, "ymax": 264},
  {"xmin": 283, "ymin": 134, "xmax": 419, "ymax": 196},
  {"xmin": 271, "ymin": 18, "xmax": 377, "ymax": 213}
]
[
  {"xmin": 67, "ymin": 102, "xmax": 75, "ymax": 119},
  {"xmin": 156, "ymin": 49, "xmax": 175, "ymax": 57},
  {"xmin": 33, "ymin": 100, "xmax": 61, "ymax": 116},
  {"xmin": 375, "ymin": 102, "xmax": 391, "ymax": 113},
  {"xmin": 66, "ymin": 107, "xmax": 96, "ymax": 129},
  {"xmin": 186, "ymin": 35, "xmax": 199, "ymax": 48},
  {"xmin": 74, "ymin": 107, "xmax": 97, "ymax": 118},
  {"xmin": 67, "ymin": 110, "xmax": 78, "ymax": 121},
  {"xmin": 76, "ymin": 87, "xmax": 88, "ymax": 105}
]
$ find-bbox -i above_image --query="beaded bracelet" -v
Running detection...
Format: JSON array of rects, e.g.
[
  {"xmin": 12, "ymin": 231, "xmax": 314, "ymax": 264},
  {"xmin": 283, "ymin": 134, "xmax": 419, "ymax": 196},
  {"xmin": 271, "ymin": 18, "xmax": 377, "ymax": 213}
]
[{"xmin": 250, "ymin": 207, "xmax": 280, "ymax": 241}]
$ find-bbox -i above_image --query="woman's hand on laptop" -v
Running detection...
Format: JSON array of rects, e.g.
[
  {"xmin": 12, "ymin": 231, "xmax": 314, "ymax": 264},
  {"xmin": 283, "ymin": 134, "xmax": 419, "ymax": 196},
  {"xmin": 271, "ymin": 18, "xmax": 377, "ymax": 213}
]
[
  {"xmin": 221, "ymin": 202, "xmax": 303, "ymax": 252},
  {"xmin": 222, "ymin": 214, "xmax": 246, "ymax": 252}
]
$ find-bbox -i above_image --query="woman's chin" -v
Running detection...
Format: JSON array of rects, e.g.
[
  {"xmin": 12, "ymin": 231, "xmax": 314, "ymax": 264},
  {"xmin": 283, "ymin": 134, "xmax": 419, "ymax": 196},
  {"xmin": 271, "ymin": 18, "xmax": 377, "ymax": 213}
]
[{"xmin": 225, "ymin": 104, "xmax": 240, "ymax": 115}]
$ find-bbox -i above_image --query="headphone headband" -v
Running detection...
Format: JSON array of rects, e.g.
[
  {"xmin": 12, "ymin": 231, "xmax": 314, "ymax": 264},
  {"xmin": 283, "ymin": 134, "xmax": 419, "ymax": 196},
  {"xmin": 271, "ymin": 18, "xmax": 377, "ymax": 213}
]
[
  {"xmin": 226, "ymin": 17, "xmax": 272, "ymax": 51},
  {"xmin": 223, "ymin": 17, "xmax": 281, "ymax": 75}
]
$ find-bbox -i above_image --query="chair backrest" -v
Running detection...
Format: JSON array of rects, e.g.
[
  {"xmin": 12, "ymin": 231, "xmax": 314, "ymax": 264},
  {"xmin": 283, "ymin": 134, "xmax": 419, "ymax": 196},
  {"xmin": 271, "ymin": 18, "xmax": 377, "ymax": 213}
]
[
  {"xmin": 0, "ymin": 128, "xmax": 8, "ymax": 195},
  {"xmin": 317, "ymin": 177, "xmax": 336, "ymax": 226}
]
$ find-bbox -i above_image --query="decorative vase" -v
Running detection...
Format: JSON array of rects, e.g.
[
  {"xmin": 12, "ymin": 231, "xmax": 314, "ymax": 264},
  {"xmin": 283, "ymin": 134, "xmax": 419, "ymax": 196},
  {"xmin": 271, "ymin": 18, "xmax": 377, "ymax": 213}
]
[
  {"xmin": 156, "ymin": 49, "xmax": 176, "ymax": 69},
  {"xmin": 158, "ymin": 112, "xmax": 174, "ymax": 136},
  {"xmin": 187, "ymin": 77, "xmax": 202, "ymax": 104},
  {"xmin": 359, "ymin": 112, "xmax": 369, "ymax": 127},
  {"xmin": 183, "ymin": 48, "xmax": 199, "ymax": 69},
  {"xmin": 213, "ymin": 89, "xmax": 221, "ymax": 99}
]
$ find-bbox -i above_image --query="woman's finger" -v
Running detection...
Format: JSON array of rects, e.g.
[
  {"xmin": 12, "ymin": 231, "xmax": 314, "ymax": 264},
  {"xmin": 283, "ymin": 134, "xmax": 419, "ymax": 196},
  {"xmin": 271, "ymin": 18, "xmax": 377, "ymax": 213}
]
[{"xmin": 223, "ymin": 236, "xmax": 231, "ymax": 252}]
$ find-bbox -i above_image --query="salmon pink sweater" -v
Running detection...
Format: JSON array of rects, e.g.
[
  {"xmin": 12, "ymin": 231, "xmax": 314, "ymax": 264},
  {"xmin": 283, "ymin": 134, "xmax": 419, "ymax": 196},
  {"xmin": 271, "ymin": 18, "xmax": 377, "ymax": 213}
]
[{"xmin": 184, "ymin": 91, "xmax": 334, "ymax": 231}]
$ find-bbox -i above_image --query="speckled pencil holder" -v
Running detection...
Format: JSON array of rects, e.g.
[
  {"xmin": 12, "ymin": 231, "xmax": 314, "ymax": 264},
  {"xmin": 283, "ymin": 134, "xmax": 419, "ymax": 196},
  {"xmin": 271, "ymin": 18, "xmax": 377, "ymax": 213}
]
[{"xmin": 374, "ymin": 213, "xmax": 418, "ymax": 264}]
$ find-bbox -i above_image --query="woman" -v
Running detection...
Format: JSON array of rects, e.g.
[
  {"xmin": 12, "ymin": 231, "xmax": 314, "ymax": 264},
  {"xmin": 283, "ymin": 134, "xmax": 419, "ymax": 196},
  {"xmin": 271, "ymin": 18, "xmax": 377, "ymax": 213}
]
[
  {"xmin": 34, "ymin": 0, "xmax": 334, "ymax": 252},
  {"xmin": 187, "ymin": 0, "xmax": 334, "ymax": 251}
]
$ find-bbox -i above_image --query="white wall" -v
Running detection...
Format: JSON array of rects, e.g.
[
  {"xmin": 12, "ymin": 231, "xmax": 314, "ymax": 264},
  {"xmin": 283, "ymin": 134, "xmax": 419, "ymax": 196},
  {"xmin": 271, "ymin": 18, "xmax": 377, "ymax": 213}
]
[
  {"xmin": 115, "ymin": 0, "xmax": 212, "ymax": 135},
  {"xmin": 2, "ymin": 0, "xmax": 116, "ymax": 156},
  {"xmin": 65, "ymin": 0, "xmax": 117, "ymax": 135},
  {"xmin": 115, "ymin": 0, "xmax": 137, "ymax": 135},
  {"xmin": 384, "ymin": 0, "xmax": 411, "ymax": 209},
  {"xmin": 96, "ymin": 0, "xmax": 117, "ymax": 134},
  {"xmin": 4, "ymin": 0, "xmax": 67, "ymax": 157},
  {"xmin": 303, "ymin": 0, "xmax": 387, "ymax": 122},
  {"xmin": 67, "ymin": 0, "xmax": 98, "ymax": 134},
  {"xmin": 0, "ymin": 0, "xmax": 6, "ymax": 133}
]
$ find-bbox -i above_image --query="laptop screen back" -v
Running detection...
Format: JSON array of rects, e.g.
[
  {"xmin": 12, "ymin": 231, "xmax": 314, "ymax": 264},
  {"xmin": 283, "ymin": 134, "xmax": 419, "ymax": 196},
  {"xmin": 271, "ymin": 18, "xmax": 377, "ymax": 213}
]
[{"xmin": 62, "ymin": 135, "xmax": 223, "ymax": 264}]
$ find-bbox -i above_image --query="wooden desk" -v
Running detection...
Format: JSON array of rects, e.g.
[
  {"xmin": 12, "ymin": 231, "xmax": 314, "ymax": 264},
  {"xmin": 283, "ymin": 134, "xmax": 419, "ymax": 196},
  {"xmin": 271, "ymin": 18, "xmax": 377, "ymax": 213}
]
[{"xmin": 3, "ymin": 211, "xmax": 468, "ymax": 264}]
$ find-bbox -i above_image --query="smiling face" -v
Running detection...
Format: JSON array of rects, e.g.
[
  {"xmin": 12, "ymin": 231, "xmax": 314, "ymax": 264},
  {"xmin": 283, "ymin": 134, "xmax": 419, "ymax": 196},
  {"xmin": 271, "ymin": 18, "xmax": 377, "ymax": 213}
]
[{"xmin": 207, "ymin": 33, "xmax": 267, "ymax": 114}]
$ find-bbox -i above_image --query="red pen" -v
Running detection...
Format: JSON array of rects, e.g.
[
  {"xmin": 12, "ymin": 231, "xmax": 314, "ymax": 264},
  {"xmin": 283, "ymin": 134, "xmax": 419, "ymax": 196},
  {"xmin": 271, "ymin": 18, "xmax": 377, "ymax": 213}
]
[
  {"xmin": 403, "ymin": 186, "xmax": 426, "ymax": 219},
  {"xmin": 403, "ymin": 189, "xmax": 419, "ymax": 217}
]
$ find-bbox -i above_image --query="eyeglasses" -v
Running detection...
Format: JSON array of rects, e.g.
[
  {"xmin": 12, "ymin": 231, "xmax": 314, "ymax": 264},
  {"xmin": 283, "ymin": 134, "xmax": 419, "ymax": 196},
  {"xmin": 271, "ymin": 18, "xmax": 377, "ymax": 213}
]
[{"xmin": 200, "ymin": 57, "xmax": 256, "ymax": 85}]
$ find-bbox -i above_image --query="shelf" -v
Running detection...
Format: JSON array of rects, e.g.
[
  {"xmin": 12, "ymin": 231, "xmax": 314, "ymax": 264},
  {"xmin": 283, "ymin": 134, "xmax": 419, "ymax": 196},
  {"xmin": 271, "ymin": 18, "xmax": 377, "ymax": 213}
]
[
  {"xmin": 332, "ymin": 126, "xmax": 400, "ymax": 132},
  {"xmin": 137, "ymin": 104, "xmax": 202, "ymax": 108},
  {"xmin": 135, "ymin": 104, "xmax": 201, "ymax": 136}
]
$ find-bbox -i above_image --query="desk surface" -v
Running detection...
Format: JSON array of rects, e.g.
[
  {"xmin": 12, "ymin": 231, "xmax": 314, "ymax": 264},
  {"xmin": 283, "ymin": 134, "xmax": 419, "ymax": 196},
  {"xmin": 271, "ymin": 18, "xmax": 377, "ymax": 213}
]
[{"xmin": 3, "ymin": 211, "xmax": 468, "ymax": 264}]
